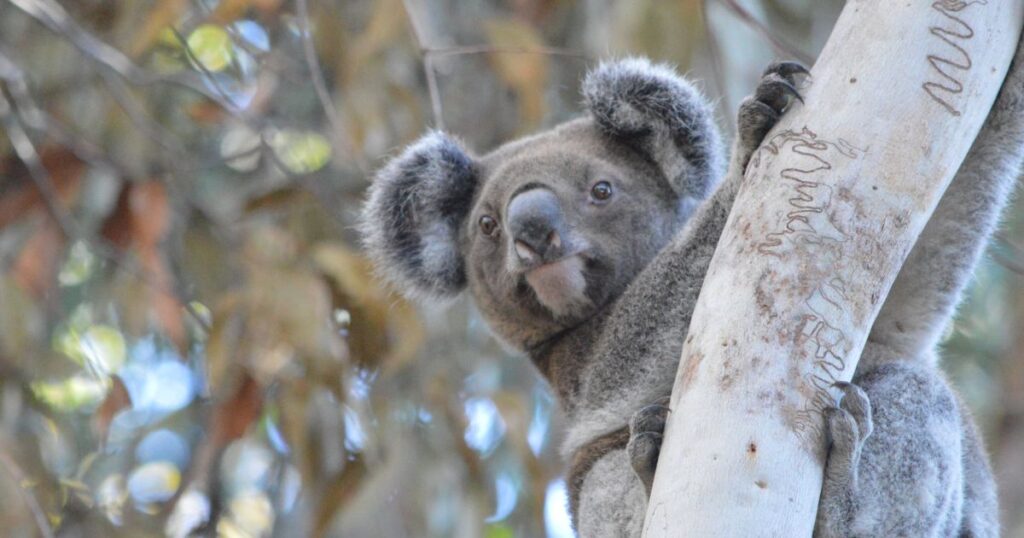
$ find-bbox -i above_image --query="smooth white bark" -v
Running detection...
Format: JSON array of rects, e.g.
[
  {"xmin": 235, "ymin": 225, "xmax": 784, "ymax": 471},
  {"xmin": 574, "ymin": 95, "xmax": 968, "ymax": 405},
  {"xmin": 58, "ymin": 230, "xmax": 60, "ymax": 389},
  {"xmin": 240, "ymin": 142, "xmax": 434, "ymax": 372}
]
[{"xmin": 643, "ymin": 2, "xmax": 1023, "ymax": 536}]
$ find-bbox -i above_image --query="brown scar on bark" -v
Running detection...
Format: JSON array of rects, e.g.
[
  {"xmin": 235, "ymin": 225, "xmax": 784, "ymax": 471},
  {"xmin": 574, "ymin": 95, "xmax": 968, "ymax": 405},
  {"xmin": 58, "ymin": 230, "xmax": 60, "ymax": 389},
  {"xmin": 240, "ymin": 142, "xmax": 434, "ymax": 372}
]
[{"xmin": 679, "ymin": 351, "xmax": 705, "ymax": 390}]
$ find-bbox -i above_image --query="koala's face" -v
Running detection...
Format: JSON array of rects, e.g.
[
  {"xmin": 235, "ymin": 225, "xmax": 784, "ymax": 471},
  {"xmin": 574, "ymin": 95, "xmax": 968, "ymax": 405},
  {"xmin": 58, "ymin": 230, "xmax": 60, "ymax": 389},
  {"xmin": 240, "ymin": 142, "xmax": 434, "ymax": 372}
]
[
  {"xmin": 462, "ymin": 121, "xmax": 679, "ymax": 347},
  {"xmin": 361, "ymin": 58, "xmax": 724, "ymax": 351}
]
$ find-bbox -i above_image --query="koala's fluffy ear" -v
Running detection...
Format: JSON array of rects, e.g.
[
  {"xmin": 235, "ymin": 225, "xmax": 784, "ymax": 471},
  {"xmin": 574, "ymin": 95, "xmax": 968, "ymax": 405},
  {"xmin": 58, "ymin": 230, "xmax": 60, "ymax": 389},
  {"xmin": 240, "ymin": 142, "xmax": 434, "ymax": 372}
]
[
  {"xmin": 360, "ymin": 131, "xmax": 478, "ymax": 300},
  {"xmin": 583, "ymin": 58, "xmax": 725, "ymax": 200}
]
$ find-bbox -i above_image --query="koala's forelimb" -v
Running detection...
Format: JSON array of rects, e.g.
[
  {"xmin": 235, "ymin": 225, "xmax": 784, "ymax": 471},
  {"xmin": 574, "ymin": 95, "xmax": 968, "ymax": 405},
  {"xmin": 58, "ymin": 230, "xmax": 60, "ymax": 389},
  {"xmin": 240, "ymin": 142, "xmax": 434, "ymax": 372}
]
[{"xmin": 866, "ymin": 39, "xmax": 1024, "ymax": 367}]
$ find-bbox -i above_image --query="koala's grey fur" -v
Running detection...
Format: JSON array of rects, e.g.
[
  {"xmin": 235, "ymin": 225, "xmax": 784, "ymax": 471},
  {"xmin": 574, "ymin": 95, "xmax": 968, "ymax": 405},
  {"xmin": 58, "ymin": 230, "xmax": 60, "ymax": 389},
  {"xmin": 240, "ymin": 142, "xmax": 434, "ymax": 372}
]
[
  {"xmin": 360, "ymin": 36, "xmax": 1024, "ymax": 538},
  {"xmin": 812, "ymin": 34, "xmax": 1024, "ymax": 537}
]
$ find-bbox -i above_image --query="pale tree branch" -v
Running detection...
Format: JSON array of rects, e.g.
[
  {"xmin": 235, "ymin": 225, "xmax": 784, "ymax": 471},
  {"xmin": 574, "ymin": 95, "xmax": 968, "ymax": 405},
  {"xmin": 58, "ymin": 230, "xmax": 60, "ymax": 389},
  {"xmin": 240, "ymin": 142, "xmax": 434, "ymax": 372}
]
[{"xmin": 644, "ymin": 2, "xmax": 1022, "ymax": 535}]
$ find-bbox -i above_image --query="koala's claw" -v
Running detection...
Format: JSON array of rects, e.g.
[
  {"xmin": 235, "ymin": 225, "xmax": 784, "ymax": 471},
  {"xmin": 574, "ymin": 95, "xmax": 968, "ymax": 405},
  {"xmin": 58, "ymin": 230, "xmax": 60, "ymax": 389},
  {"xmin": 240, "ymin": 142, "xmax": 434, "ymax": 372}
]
[
  {"xmin": 736, "ymin": 61, "xmax": 808, "ymax": 166},
  {"xmin": 833, "ymin": 381, "xmax": 873, "ymax": 440},
  {"xmin": 754, "ymin": 74, "xmax": 803, "ymax": 111},
  {"xmin": 823, "ymin": 382, "xmax": 873, "ymax": 488},
  {"xmin": 627, "ymin": 399, "xmax": 670, "ymax": 496},
  {"xmin": 763, "ymin": 61, "xmax": 811, "ymax": 80}
]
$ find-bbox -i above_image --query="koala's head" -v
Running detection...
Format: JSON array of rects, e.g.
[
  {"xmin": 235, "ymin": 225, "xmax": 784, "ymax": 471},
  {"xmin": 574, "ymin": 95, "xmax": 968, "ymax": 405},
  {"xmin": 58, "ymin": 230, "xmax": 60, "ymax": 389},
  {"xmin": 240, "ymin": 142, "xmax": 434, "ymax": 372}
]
[{"xmin": 361, "ymin": 58, "xmax": 723, "ymax": 351}]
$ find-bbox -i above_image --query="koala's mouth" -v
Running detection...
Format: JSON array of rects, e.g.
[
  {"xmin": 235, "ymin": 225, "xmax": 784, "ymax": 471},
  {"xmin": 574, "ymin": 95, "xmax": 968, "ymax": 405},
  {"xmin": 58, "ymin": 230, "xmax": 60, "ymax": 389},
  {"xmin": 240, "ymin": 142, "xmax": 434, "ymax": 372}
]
[{"xmin": 524, "ymin": 255, "xmax": 593, "ymax": 318}]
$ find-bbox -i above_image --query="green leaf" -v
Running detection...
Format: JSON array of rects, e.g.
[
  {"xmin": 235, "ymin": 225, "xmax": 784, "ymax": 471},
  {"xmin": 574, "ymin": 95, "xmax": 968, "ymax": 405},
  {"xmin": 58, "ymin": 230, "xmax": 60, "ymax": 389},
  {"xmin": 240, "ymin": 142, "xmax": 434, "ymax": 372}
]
[
  {"xmin": 54, "ymin": 324, "xmax": 127, "ymax": 374},
  {"xmin": 270, "ymin": 130, "xmax": 332, "ymax": 174},
  {"xmin": 58, "ymin": 241, "xmax": 97, "ymax": 287},
  {"xmin": 187, "ymin": 24, "xmax": 234, "ymax": 72},
  {"xmin": 31, "ymin": 375, "xmax": 109, "ymax": 412}
]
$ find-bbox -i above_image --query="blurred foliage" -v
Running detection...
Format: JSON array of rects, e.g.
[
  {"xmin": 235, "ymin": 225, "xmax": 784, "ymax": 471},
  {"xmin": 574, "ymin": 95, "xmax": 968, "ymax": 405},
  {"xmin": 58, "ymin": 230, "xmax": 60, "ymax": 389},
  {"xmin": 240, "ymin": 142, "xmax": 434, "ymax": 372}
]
[{"xmin": 0, "ymin": 0, "xmax": 1020, "ymax": 537}]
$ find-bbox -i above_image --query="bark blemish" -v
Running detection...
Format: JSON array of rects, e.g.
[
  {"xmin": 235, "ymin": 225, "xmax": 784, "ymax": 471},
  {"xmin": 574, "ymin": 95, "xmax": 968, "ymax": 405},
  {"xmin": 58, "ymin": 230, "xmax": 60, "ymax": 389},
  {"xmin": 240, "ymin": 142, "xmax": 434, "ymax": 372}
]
[
  {"xmin": 679, "ymin": 351, "xmax": 705, "ymax": 391},
  {"xmin": 755, "ymin": 480, "xmax": 768, "ymax": 489},
  {"xmin": 747, "ymin": 442, "xmax": 757, "ymax": 459}
]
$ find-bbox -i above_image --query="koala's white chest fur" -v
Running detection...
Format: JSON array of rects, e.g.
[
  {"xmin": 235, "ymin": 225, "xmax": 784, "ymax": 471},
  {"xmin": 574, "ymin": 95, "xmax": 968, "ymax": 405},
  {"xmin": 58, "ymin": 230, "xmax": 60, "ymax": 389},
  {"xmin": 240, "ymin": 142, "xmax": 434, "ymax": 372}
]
[{"xmin": 525, "ymin": 255, "xmax": 591, "ymax": 318}]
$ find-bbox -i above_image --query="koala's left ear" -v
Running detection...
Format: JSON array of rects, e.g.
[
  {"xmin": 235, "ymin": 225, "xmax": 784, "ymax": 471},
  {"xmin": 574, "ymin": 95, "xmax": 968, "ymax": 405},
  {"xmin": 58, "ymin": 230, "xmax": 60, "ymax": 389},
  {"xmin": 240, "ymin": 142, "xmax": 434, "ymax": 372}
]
[
  {"xmin": 360, "ymin": 131, "xmax": 478, "ymax": 300},
  {"xmin": 583, "ymin": 58, "xmax": 725, "ymax": 200}
]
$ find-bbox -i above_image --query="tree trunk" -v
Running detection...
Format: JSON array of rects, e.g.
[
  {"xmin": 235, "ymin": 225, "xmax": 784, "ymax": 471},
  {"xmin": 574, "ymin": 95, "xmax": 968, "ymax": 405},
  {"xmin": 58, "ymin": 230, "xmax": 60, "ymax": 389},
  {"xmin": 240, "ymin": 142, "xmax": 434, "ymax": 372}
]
[{"xmin": 642, "ymin": 2, "xmax": 1023, "ymax": 537}]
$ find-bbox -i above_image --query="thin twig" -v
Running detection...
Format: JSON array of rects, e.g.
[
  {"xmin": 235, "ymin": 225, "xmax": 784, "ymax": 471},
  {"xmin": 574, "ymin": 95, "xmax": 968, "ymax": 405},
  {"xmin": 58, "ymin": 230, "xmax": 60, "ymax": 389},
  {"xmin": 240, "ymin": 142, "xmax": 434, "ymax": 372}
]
[
  {"xmin": 0, "ymin": 442, "xmax": 56, "ymax": 538},
  {"xmin": 294, "ymin": 0, "xmax": 368, "ymax": 172},
  {"xmin": 992, "ymin": 250, "xmax": 1024, "ymax": 275},
  {"xmin": 0, "ymin": 90, "xmax": 80, "ymax": 239},
  {"xmin": 0, "ymin": 88, "xmax": 211, "ymax": 334},
  {"xmin": 701, "ymin": 0, "xmax": 730, "ymax": 133},
  {"xmin": 99, "ymin": 71, "xmax": 192, "ymax": 159},
  {"xmin": 400, "ymin": 0, "xmax": 445, "ymax": 130},
  {"xmin": 169, "ymin": 27, "xmax": 241, "ymax": 112},
  {"xmin": 423, "ymin": 44, "xmax": 590, "ymax": 61},
  {"xmin": 7, "ymin": 0, "xmax": 230, "ymax": 107},
  {"xmin": 715, "ymin": 0, "xmax": 814, "ymax": 65}
]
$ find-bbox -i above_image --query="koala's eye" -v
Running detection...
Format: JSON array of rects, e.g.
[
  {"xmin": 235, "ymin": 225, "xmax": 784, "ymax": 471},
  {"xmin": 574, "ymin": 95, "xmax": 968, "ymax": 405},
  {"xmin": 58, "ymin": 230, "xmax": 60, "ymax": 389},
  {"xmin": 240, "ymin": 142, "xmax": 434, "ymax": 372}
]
[
  {"xmin": 590, "ymin": 181, "xmax": 613, "ymax": 202},
  {"xmin": 478, "ymin": 215, "xmax": 498, "ymax": 237}
]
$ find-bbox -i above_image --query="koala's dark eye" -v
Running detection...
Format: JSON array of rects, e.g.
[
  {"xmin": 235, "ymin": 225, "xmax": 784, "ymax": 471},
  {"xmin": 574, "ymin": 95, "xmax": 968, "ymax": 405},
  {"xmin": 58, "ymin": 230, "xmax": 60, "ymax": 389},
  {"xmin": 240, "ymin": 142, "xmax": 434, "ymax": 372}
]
[
  {"xmin": 478, "ymin": 215, "xmax": 498, "ymax": 237},
  {"xmin": 590, "ymin": 181, "xmax": 613, "ymax": 202}
]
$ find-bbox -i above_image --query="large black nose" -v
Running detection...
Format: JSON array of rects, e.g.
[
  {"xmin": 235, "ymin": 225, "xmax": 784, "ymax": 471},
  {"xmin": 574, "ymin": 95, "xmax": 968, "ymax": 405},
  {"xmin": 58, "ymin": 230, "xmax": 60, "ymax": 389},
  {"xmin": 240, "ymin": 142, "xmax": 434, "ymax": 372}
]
[{"xmin": 507, "ymin": 188, "xmax": 565, "ymax": 263}]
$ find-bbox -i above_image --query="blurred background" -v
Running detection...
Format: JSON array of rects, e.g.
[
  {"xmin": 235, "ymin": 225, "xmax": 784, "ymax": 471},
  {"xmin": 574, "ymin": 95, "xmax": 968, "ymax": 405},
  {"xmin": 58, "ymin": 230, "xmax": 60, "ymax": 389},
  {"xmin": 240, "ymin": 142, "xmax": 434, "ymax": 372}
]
[{"xmin": 0, "ymin": 0, "xmax": 1020, "ymax": 536}]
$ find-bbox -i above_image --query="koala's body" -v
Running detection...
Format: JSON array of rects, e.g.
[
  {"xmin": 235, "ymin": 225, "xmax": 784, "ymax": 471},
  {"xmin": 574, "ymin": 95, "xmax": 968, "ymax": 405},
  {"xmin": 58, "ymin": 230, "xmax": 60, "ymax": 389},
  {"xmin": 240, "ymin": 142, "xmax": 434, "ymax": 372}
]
[{"xmin": 361, "ymin": 36, "xmax": 1024, "ymax": 538}]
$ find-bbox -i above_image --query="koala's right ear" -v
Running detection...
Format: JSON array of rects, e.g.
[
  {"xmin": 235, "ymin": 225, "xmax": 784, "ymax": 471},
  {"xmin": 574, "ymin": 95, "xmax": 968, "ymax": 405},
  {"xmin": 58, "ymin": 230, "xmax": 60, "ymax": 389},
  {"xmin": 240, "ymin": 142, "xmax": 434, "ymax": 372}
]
[
  {"xmin": 359, "ymin": 131, "xmax": 479, "ymax": 300},
  {"xmin": 583, "ymin": 58, "xmax": 724, "ymax": 201}
]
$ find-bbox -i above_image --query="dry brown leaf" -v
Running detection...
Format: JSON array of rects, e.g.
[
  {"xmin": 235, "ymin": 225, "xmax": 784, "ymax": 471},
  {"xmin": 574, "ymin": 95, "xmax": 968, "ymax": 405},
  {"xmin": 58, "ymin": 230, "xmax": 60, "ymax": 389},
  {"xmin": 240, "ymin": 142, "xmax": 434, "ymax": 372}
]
[
  {"xmin": 0, "ymin": 147, "xmax": 86, "ymax": 231},
  {"xmin": 186, "ymin": 100, "xmax": 228, "ymax": 125},
  {"xmin": 277, "ymin": 383, "xmax": 312, "ymax": 477},
  {"xmin": 313, "ymin": 456, "xmax": 367, "ymax": 538},
  {"xmin": 243, "ymin": 187, "xmax": 306, "ymax": 214},
  {"xmin": 101, "ymin": 181, "xmax": 186, "ymax": 352},
  {"xmin": 12, "ymin": 218, "xmax": 65, "ymax": 299},
  {"xmin": 93, "ymin": 376, "xmax": 132, "ymax": 444},
  {"xmin": 127, "ymin": 0, "xmax": 189, "ymax": 58},
  {"xmin": 130, "ymin": 181, "xmax": 171, "ymax": 248},
  {"xmin": 205, "ymin": 293, "xmax": 243, "ymax": 390},
  {"xmin": 312, "ymin": 243, "xmax": 423, "ymax": 370},
  {"xmin": 207, "ymin": 0, "xmax": 284, "ymax": 24},
  {"xmin": 211, "ymin": 373, "xmax": 263, "ymax": 445},
  {"xmin": 346, "ymin": 0, "xmax": 405, "ymax": 78},
  {"xmin": 100, "ymin": 183, "xmax": 133, "ymax": 249}
]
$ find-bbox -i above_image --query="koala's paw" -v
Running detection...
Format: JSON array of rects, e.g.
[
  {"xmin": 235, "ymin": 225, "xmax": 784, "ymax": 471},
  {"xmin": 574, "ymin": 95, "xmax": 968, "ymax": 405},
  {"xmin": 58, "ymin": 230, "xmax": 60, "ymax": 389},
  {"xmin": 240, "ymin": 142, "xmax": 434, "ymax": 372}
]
[
  {"xmin": 815, "ymin": 382, "xmax": 874, "ymax": 537},
  {"xmin": 824, "ymin": 381, "xmax": 873, "ymax": 483},
  {"xmin": 626, "ymin": 398, "xmax": 670, "ymax": 496},
  {"xmin": 736, "ymin": 61, "xmax": 809, "ymax": 166}
]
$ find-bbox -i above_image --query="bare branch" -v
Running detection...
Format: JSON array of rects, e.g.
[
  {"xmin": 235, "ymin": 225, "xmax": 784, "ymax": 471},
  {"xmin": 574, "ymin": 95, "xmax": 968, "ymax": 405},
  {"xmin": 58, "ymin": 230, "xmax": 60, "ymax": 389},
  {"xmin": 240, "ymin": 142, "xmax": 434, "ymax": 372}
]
[
  {"xmin": 0, "ymin": 441, "xmax": 56, "ymax": 538},
  {"xmin": 0, "ymin": 90, "xmax": 80, "ymax": 239},
  {"xmin": 715, "ymin": 0, "xmax": 814, "ymax": 65},
  {"xmin": 701, "ymin": 0, "xmax": 729, "ymax": 133},
  {"xmin": 400, "ymin": 0, "xmax": 445, "ymax": 130},
  {"xmin": 423, "ymin": 44, "xmax": 589, "ymax": 61},
  {"xmin": 0, "ymin": 87, "xmax": 211, "ymax": 335},
  {"xmin": 295, "ymin": 0, "xmax": 368, "ymax": 172},
  {"xmin": 7, "ymin": 0, "xmax": 231, "ymax": 107}
]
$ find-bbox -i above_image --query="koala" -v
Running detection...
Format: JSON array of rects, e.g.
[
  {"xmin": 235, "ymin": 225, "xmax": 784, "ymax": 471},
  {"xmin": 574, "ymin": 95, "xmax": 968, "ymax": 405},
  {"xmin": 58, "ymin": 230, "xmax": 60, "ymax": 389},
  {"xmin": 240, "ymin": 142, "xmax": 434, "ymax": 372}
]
[{"xmin": 360, "ymin": 36, "xmax": 1024, "ymax": 538}]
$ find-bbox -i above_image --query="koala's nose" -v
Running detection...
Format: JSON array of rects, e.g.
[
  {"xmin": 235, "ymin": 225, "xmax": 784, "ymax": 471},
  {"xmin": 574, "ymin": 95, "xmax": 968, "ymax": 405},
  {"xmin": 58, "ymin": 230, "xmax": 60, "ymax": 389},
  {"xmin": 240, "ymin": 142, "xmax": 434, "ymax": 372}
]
[{"xmin": 507, "ymin": 188, "xmax": 565, "ymax": 263}]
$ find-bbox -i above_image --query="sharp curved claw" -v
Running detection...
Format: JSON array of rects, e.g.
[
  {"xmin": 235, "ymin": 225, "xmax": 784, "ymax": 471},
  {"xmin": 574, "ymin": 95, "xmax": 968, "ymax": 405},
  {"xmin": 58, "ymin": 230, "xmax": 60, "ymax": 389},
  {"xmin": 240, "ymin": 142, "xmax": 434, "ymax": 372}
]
[
  {"xmin": 638, "ymin": 404, "xmax": 672, "ymax": 415},
  {"xmin": 765, "ymin": 61, "xmax": 811, "ymax": 79},
  {"xmin": 776, "ymin": 78, "xmax": 805, "ymax": 104},
  {"xmin": 754, "ymin": 76, "xmax": 804, "ymax": 110}
]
